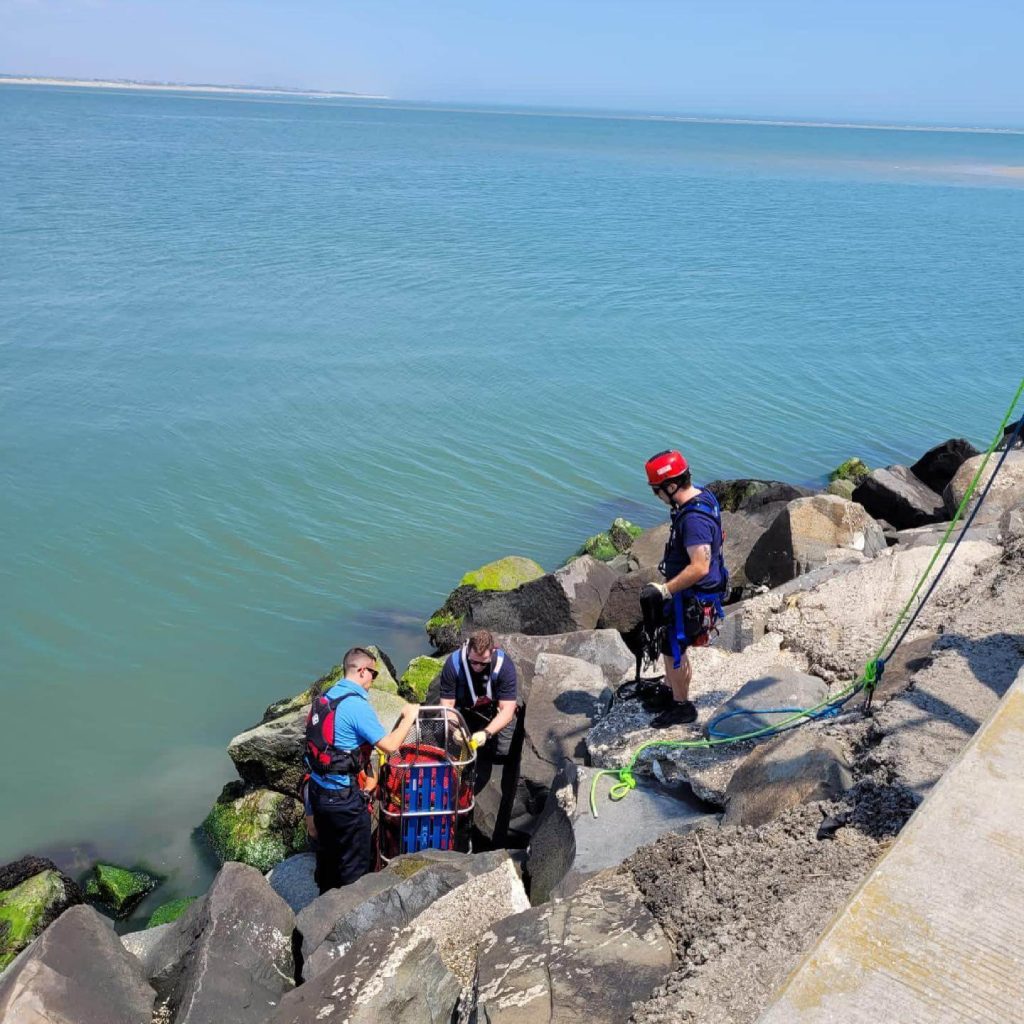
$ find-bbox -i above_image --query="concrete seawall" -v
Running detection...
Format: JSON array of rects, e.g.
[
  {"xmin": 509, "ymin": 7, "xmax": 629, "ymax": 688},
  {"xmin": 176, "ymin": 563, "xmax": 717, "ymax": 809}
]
[{"xmin": 759, "ymin": 665, "xmax": 1024, "ymax": 1024}]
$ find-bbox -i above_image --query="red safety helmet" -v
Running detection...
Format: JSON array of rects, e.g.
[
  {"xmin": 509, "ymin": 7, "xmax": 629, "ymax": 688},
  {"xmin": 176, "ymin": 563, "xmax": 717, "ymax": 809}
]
[{"xmin": 645, "ymin": 449, "xmax": 688, "ymax": 486}]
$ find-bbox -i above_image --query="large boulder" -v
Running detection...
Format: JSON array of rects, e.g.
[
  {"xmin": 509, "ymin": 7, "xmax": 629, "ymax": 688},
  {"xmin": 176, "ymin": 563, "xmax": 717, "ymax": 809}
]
[
  {"xmin": 852, "ymin": 465, "xmax": 945, "ymax": 530},
  {"xmin": 944, "ymin": 450, "xmax": 1024, "ymax": 523},
  {"xmin": 464, "ymin": 556, "xmax": 618, "ymax": 639},
  {"xmin": 722, "ymin": 728, "xmax": 853, "ymax": 826},
  {"xmin": 499, "ymin": 628, "xmax": 634, "ymax": 704},
  {"xmin": 0, "ymin": 858, "xmax": 84, "ymax": 971},
  {"xmin": 910, "ymin": 437, "xmax": 979, "ymax": 494},
  {"xmin": 473, "ymin": 869, "xmax": 673, "ymax": 1023},
  {"xmin": 426, "ymin": 556, "xmax": 546, "ymax": 653},
  {"xmin": 706, "ymin": 479, "xmax": 812, "ymax": 514},
  {"xmin": 202, "ymin": 783, "xmax": 306, "ymax": 872},
  {"xmin": 300, "ymin": 849, "xmax": 527, "ymax": 987},
  {"xmin": 297, "ymin": 849, "xmax": 515, "ymax": 979},
  {"xmin": 273, "ymin": 927, "xmax": 459, "ymax": 1024},
  {"xmin": 745, "ymin": 494, "xmax": 886, "ymax": 589},
  {"xmin": 129, "ymin": 862, "xmax": 294, "ymax": 1024},
  {"xmin": 520, "ymin": 653, "xmax": 613, "ymax": 794},
  {"xmin": 228, "ymin": 708, "xmax": 307, "ymax": 795},
  {"xmin": 0, "ymin": 905, "xmax": 155, "ymax": 1023}
]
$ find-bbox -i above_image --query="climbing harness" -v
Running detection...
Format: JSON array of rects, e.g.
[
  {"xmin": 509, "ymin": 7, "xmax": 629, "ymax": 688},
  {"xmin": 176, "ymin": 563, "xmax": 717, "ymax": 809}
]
[
  {"xmin": 450, "ymin": 643, "xmax": 506, "ymax": 710},
  {"xmin": 591, "ymin": 376, "xmax": 1024, "ymax": 817}
]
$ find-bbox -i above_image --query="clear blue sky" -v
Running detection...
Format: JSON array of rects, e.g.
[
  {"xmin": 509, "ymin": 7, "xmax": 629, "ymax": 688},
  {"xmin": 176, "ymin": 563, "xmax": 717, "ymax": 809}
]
[{"xmin": 2, "ymin": 0, "xmax": 1021, "ymax": 126}]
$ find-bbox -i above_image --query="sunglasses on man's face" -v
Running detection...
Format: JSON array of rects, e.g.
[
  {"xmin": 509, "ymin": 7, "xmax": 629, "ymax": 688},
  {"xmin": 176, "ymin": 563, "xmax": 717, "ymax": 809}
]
[
  {"xmin": 467, "ymin": 657, "xmax": 492, "ymax": 669},
  {"xmin": 360, "ymin": 664, "xmax": 379, "ymax": 680}
]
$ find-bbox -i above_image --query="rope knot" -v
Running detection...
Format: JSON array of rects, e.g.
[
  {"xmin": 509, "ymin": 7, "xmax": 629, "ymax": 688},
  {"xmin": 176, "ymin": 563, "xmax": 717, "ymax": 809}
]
[{"xmin": 608, "ymin": 768, "xmax": 637, "ymax": 801}]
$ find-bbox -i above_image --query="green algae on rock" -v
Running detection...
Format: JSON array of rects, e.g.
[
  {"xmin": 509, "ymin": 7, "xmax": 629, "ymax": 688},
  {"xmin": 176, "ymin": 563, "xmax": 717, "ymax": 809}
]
[
  {"xmin": 426, "ymin": 556, "xmax": 545, "ymax": 653},
  {"xmin": 575, "ymin": 517, "xmax": 643, "ymax": 562},
  {"xmin": 459, "ymin": 556, "xmax": 545, "ymax": 592},
  {"xmin": 202, "ymin": 783, "xmax": 306, "ymax": 873},
  {"xmin": 829, "ymin": 457, "xmax": 871, "ymax": 486},
  {"xmin": 84, "ymin": 863, "xmax": 160, "ymax": 918},
  {"xmin": 399, "ymin": 655, "xmax": 445, "ymax": 702},
  {"xmin": 146, "ymin": 896, "xmax": 197, "ymax": 928},
  {"xmin": 0, "ymin": 870, "xmax": 68, "ymax": 969},
  {"xmin": 827, "ymin": 478, "xmax": 856, "ymax": 500}
]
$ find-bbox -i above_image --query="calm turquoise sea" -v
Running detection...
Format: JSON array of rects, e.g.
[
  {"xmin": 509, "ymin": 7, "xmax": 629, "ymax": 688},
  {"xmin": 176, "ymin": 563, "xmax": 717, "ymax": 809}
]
[{"xmin": 1, "ymin": 86, "xmax": 1021, "ymax": 913}]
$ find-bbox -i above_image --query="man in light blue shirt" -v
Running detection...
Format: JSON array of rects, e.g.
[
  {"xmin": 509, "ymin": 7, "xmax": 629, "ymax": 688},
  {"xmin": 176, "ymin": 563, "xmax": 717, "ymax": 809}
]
[{"xmin": 306, "ymin": 646, "xmax": 417, "ymax": 891}]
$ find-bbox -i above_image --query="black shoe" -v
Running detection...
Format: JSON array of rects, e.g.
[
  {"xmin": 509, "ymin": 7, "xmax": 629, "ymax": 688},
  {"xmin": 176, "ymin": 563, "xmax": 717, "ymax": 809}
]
[{"xmin": 650, "ymin": 700, "xmax": 698, "ymax": 729}]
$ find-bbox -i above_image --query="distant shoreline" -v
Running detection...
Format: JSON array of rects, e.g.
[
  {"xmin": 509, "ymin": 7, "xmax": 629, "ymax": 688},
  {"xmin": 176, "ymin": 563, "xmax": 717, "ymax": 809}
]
[{"xmin": 0, "ymin": 75, "xmax": 386, "ymax": 100}]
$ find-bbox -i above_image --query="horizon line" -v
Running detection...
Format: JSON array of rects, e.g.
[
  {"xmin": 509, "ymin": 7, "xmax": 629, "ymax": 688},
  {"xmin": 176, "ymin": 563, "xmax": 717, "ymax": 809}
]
[{"xmin": 2, "ymin": 73, "xmax": 1022, "ymax": 136}]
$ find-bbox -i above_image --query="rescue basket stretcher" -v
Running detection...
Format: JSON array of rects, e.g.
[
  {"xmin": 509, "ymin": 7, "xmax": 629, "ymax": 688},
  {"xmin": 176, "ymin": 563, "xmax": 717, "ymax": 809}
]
[{"xmin": 377, "ymin": 705, "xmax": 476, "ymax": 866}]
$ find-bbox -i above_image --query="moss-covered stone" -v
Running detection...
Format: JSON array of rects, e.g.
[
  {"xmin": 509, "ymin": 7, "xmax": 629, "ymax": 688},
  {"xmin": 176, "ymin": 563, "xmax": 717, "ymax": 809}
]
[
  {"xmin": 146, "ymin": 897, "xmax": 197, "ymax": 929},
  {"xmin": 829, "ymin": 457, "xmax": 870, "ymax": 486},
  {"xmin": 0, "ymin": 870, "xmax": 66, "ymax": 970},
  {"xmin": 426, "ymin": 556, "xmax": 544, "ymax": 653},
  {"xmin": 458, "ymin": 556, "xmax": 545, "ymax": 592},
  {"xmin": 827, "ymin": 478, "xmax": 856, "ymax": 500},
  {"xmin": 712, "ymin": 480, "xmax": 765, "ymax": 513},
  {"xmin": 575, "ymin": 517, "xmax": 643, "ymax": 562},
  {"xmin": 387, "ymin": 854, "xmax": 432, "ymax": 879},
  {"xmin": 399, "ymin": 655, "xmax": 445, "ymax": 702},
  {"xmin": 84, "ymin": 863, "xmax": 160, "ymax": 918},
  {"xmin": 202, "ymin": 784, "xmax": 306, "ymax": 873}
]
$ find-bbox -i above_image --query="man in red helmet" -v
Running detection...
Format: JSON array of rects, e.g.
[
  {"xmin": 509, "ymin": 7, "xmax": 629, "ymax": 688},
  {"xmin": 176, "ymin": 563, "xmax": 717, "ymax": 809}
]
[{"xmin": 641, "ymin": 450, "xmax": 729, "ymax": 727}]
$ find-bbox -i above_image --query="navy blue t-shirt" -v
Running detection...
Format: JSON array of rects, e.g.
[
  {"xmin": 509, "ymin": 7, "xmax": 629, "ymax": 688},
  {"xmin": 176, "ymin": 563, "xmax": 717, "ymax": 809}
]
[
  {"xmin": 660, "ymin": 490, "xmax": 727, "ymax": 592},
  {"xmin": 439, "ymin": 648, "xmax": 518, "ymax": 708}
]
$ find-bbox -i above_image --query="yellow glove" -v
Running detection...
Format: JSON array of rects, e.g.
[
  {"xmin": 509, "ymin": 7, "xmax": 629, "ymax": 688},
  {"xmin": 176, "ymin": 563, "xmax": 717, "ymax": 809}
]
[{"xmin": 470, "ymin": 731, "xmax": 489, "ymax": 750}]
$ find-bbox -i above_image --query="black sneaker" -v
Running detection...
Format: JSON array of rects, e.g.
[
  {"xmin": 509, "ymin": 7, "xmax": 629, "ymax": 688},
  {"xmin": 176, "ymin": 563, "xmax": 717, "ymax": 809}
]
[{"xmin": 650, "ymin": 700, "xmax": 698, "ymax": 729}]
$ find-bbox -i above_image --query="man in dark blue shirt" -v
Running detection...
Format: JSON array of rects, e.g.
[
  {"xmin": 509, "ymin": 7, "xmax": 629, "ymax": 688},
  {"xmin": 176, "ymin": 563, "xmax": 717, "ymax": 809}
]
[
  {"xmin": 439, "ymin": 628, "xmax": 519, "ymax": 811},
  {"xmin": 641, "ymin": 449, "xmax": 728, "ymax": 728},
  {"xmin": 307, "ymin": 646, "xmax": 418, "ymax": 891}
]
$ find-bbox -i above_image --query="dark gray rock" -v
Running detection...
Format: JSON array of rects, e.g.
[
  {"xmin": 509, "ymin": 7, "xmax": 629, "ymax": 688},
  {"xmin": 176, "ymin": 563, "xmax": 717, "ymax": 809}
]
[
  {"xmin": 722, "ymin": 728, "xmax": 853, "ymax": 827},
  {"xmin": 0, "ymin": 905, "xmax": 155, "ymax": 1024},
  {"xmin": 520, "ymin": 653, "xmax": 612, "ymax": 796},
  {"xmin": 998, "ymin": 417, "xmax": 1023, "ymax": 449},
  {"xmin": 132, "ymin": 861, "xmax": 294, "ymax": 1024},
  {"xmin": 853, "ymin": 465, "xmax": 946, "ymax": 530},
  {"xmin": 745, "ymin": 495, "xmax": 886, "ymax": 589},
  {"xmin": 297, "ymin": 849, "xmax": 509, "ymax": 979},
  {"xmin": 910, "ymin": 438, "xmax": 979, "ymax": 494},
  {"xmin": 266, "ymin": 853, "xmax": 319, "ymax": 914},
  {"xmin": 474, "ymin": 869, "xmax": 673, "ymax": 1023},
  {"xmin": 707, "ymin": 670, "xmax": 830, "ymax": 739},
  {"xmin": 464, "ymin": 556, "xmax": 618, "ymax": 639}
]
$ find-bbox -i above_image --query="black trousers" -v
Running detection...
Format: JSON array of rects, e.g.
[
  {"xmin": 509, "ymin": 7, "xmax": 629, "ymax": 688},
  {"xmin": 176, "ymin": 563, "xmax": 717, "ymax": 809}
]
[{"xmin": 310, "ymin": 781, "xmax": 372, "ymax": 893}]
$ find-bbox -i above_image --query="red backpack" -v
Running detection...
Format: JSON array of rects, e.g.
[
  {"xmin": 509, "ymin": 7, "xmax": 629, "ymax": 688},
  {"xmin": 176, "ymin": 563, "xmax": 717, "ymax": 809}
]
[{"xmin": 303, "ymin": 692, "xmax": 368, "ymax": 776}]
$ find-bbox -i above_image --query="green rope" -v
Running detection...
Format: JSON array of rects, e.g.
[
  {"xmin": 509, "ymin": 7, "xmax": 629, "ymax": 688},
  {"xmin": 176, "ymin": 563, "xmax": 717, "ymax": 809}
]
[{"xmin": 590, "ymin": 377, "xmax": 1024, "ymax": 818}]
